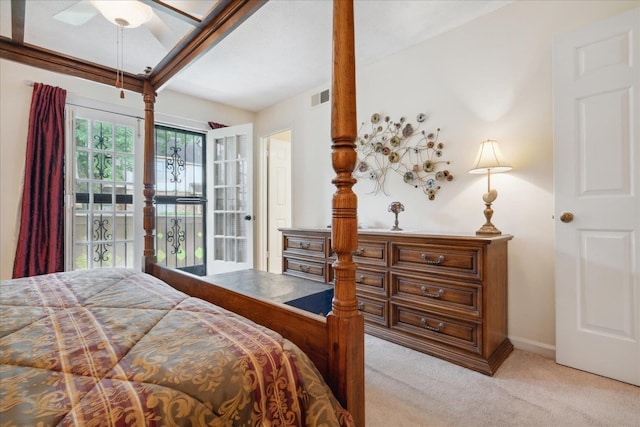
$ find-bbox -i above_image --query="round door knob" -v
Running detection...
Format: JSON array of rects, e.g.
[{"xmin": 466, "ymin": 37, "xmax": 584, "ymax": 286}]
[
  {"xmin": 560, "ymin": 212, "xmax": 574, "ymax": 223},
  {"xmin": 244, "ymin": 215, "xmax": 253, "ymax": 221}
]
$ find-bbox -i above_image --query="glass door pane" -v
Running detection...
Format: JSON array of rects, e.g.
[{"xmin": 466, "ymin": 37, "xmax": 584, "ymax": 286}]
[
  {"xmin": 207, "ymin": 124, "xmax": 253, "ymax": 274},
  {"xmin": 68, "ymin": 110, "xmax": 138, "ymax": 271},
  {"xmin": 155, "ymin": 126, "xmax": 207, "ymax": 276}
]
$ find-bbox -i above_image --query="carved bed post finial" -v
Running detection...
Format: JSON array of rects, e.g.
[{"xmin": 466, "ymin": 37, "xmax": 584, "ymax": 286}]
[
  {"xmin": 142, "ymin": 81, "xmax": 157, "ymax": 269},
  {"xmin": 327, "ymin": 0, "xmax": 365, "ymax": 426}
]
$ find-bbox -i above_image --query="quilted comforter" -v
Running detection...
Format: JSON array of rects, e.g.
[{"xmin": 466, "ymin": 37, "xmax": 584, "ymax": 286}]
[{"xmin": 0, "ymin": 268, "xmax": 354, "ymax": 426}]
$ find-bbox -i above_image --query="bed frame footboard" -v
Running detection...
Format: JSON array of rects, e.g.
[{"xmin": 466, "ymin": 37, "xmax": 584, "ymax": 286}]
[{"xmin": 147, "ymin": 263, "xmax": 330, "ymax": 375}]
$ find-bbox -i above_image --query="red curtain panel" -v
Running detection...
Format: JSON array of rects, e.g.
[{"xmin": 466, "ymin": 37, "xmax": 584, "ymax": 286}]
[{"xmin": 13, "ymin": 83, "xmax": 67, "ymax": 278}]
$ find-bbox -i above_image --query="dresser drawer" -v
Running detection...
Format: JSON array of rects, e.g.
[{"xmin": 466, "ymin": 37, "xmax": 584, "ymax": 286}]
[
  {"xmin": 390, "ymin": 303, "xmax": 481, "ymax": 354},
  {"xmin": 328, "ymin": 238, "xmax": 387, "ymax": 265},
  {"xmin": 390, "ymin": 273, "xmax": 480, "ymax": 318},
  {"xmin": 353, "ymin": 239, "xmax": 387, "ymax": 267},
  {"xmin": 284, "ymin": 235, "xmax": 327, "ymax": 258},
  {"xmin": 391, "ymin": 242, "xmax": 482, "ymax": 280},
  {"xmin": 355, "ymin": 267, "xmax": 387, "ymax": 297},
  {"xmin": 283, "ymin": 257, "xmax": 327, "ymax": 283},
  {"xmin": 357, "ymin": 294, "xmax": 387, "ymax": 327}
]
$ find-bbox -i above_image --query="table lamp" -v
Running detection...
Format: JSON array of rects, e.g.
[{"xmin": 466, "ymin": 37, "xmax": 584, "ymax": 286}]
[{"xmin": 468, "ymin": 139, "xmax": 512, "ymax": 235}]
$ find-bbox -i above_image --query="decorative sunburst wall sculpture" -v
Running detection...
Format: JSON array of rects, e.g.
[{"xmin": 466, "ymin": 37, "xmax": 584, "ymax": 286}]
[{"xmin": 353, "ymin": 113, "xmax": 454, "ymax": 200}]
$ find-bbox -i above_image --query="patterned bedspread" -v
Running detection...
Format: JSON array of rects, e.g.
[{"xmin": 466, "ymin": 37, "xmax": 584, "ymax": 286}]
[{"xmin": 0, "ymin": 268, "xmax": 354, "ymax": 426}]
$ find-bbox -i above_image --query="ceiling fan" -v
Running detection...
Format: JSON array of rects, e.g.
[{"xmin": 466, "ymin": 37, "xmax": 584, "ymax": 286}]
[{"xmin": 53, "ymin": 0, "xmax": 177, "ymax": 49}]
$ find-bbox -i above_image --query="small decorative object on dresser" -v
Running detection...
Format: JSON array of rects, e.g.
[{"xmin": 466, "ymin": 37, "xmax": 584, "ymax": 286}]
[
  {"xmin": 280, "ymin": 227, "xmax": 514, "ymax": 375},
  {"xmin": 388, "ymin": 201, "xmax": 405, "ymax": 231}
]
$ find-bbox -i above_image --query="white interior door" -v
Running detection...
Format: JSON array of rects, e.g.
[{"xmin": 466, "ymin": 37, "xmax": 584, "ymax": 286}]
[
  {"xmin": 267, "ymin": 131, "xmax": 292, "ymax": 273},
  {"xmin": 207, "ymin": 124, "xmax": 253, "ymax": 274},
  {"xmin": 553, "ymin": 8, "xmax": 639, "ymax": 386}
]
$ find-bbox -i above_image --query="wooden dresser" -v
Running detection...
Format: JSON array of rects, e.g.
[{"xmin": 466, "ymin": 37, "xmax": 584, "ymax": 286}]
[{"xmin": 280, "ymin": 227, "xmax": 513, "ymax": 375}]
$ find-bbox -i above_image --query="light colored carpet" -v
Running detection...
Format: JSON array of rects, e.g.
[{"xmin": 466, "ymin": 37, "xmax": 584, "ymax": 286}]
[{"xmin": 364, "ymin": 334, "xmax": 639, "ymax": 427}]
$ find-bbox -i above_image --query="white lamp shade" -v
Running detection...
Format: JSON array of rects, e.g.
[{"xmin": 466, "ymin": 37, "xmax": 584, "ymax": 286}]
[
  {"xmin": 468, "ymin": 139, "xmax": 512, "ymax": 174},
  {"xmin": 91, "ymin": 1, "xmax": 153, "ymax": 28}
]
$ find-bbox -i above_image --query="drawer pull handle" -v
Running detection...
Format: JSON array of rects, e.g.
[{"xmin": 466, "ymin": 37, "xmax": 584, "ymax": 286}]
[
  {"xmin": 421, "ymin": 318, "xmax": 444, "ymax": 332},
  {"xmin": 299, "ymin": 241, "xmax": 311, "ymax": 249},
  {"xmin": 358, "ymin": 302, "xmax": 365, "ymax": 310},
  {"xmin": 300, "ymin": 265, "xmax": 311, "ymax": 273},
  {"xmin": 353, "ymin": 247, "xmax": 364, "ymax": 256},
  {"xmin": 355, "ymin": 275, "xmax": 365, "ymax": 284},
  {"xmin": 421, "ymin": 254, "xmax": 444, "ymax": 265},
  {"xmin": 421, "ymin": 286, "xmax": 444, "ymax": 299}
]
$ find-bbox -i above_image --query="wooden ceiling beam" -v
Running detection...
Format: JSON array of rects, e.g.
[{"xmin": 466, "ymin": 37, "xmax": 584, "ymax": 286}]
[
  {"xmin": 3, "ymin": 0, "xmax": 267, "ymax": 100},
  {"xmin": 0, "ymin": 38, "xmax": 146, "ymax": 94},
  {"xmin": 150, "ymin": 0, "xmax": 266, "ymax": 90},
  {"xmin": 11, "ymin": 0, "xmax": 25, "ymax": 45}
]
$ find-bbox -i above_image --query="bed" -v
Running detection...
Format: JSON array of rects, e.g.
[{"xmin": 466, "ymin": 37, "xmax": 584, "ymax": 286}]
[
  {"xmin": 1, "ymin": 268, "xmax": 352, "ymax": 425},
  {"xmin": 0, "ymin": 0, "xmax": 364, "ymax": 425}
]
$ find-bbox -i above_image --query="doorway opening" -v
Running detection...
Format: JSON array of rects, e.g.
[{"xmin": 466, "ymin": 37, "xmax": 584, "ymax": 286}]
[{"xmin": 261, "ymin": 130, "xmax": 292, "ymax": 273}]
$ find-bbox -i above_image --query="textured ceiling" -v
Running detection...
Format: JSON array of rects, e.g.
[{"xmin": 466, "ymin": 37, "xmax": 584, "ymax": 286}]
[
  {"xmin": 1, "ymin": 1, "xmax": 511, "ymax": 112},
  {"xmin": 167, "ymin": 0, "xmax": 511, "ymax": 111}
]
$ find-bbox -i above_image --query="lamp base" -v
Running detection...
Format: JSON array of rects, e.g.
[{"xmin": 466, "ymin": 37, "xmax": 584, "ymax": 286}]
[
  {"xmin": 476, "ymin": 202, "xmax": 502, "ymax": 235},
  {"xmin": 476, "ymin": 224, "xmax": 502, "ymax": 235}
]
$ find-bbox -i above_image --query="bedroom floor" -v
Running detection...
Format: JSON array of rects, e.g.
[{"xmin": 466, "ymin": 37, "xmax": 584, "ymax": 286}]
[{"xmin": 364, "ymin": 334, "xmax": 639, "ymax": 427}]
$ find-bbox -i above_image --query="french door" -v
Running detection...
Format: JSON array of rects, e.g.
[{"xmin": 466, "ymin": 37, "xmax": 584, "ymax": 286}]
[
  {"xmin": 154, "ymin": 125, "xmax": 207, "ymax": 276},
  {"xmin": 207, "ymin": 124, "xmax": 254, "ymax": 274},
  {"xmin": 66, "ymin": 107, "xmax": 142, "ymax": 271}
]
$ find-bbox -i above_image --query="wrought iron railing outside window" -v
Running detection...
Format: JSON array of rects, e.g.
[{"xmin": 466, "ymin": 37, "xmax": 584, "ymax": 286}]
[{"xmin": 154, "ymin": 125, "xmax": 207, "ymax": 276}]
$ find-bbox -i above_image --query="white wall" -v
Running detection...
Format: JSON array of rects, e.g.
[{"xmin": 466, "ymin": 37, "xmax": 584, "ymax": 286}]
[
  {"xmin": 0, "ymin": 59, "xmax": 255, "ymax": 279},
  {"xmin": 254, "ymin": 1, "xmax": 639, "ymax": 356}
]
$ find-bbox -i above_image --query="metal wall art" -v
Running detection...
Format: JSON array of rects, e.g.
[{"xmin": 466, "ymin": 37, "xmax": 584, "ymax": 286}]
[{"xmin": 353, "ymin": 113, "xmax": 453, "ymax": 200}]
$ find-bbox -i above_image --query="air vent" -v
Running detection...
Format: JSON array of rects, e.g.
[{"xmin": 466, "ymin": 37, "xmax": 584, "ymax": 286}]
[{"xmin": 311, "ymin": 89, "xmax": 330, "ymax": 107}]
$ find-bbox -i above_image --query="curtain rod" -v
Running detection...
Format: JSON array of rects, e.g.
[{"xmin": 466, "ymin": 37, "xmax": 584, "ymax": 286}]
[
  {"xmin": 24, "ymin": 80, "xmax": 209, "ymax": 132},
  {"xmin": 24, "ymin": 79, "xmax": 143, "ymax": 120}
]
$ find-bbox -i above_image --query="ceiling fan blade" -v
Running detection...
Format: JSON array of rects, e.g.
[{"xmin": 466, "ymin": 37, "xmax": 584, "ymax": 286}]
[
  {"xmin": 145, "ymin": 12, "xmax": 176, "ymax": 50},
  {"xmin": 53, "ymin": 1, "xmax": 99, "ymax": 26}
]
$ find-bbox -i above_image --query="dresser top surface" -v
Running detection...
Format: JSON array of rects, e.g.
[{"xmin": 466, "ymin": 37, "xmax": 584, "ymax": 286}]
[{"xmin": 279, "ymin": 227, "xmax": 513, "ymax": 243}]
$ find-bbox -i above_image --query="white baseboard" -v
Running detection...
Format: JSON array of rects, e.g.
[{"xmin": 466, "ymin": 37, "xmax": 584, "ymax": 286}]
[{"xmin": 509, "ymin": 335, "xmax": 556, "ymax": 360}]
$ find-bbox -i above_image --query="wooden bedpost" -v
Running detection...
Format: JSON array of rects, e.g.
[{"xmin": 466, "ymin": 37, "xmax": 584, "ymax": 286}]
[
  {"xmin": 327, "ymin": 1, "xmax": 365, "ymax": 426},
  {"xmin": 142, "ymin": 81, "xmax": 157, "ymax": 269}
]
